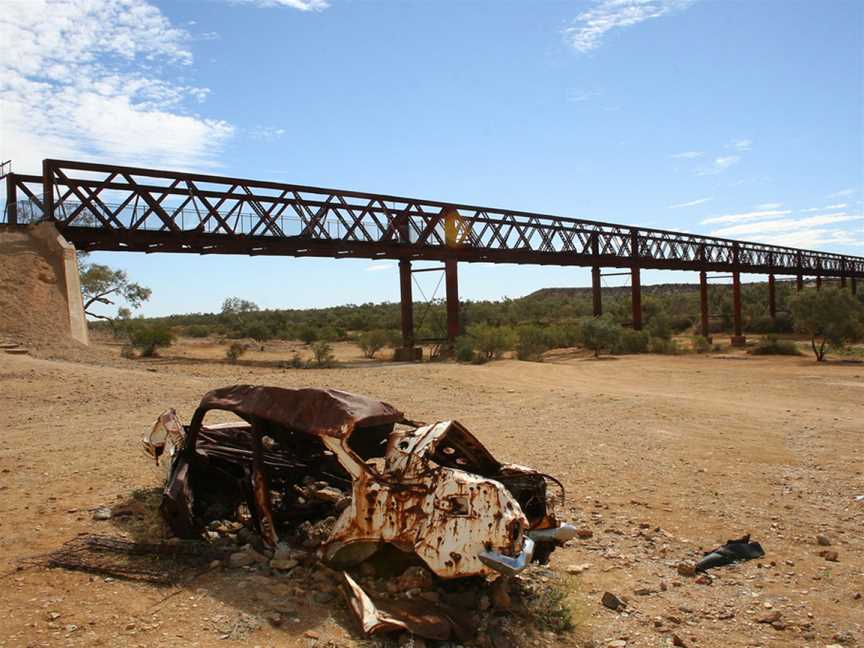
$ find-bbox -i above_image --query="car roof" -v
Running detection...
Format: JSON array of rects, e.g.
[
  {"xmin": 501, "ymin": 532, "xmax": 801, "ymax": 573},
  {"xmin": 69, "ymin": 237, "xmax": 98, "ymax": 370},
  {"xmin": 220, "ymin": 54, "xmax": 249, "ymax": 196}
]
[{"xmin": 194, "ymin": 385, "xmax": 405, "ymax": 439}]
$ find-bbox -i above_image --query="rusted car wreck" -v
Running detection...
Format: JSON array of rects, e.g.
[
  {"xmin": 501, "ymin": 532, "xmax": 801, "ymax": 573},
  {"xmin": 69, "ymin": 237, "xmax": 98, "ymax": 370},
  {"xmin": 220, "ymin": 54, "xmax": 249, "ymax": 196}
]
[{"xmin": 144, "ymin": 386, "xmax": 575, "ymax": 634}]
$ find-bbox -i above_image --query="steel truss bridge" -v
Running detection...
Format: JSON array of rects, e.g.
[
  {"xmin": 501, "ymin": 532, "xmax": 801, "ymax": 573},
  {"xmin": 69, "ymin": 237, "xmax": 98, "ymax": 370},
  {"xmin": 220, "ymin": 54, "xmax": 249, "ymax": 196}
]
[{"xmin": 3, "ymin": 159, "xmax": 862, "ymax": 350}]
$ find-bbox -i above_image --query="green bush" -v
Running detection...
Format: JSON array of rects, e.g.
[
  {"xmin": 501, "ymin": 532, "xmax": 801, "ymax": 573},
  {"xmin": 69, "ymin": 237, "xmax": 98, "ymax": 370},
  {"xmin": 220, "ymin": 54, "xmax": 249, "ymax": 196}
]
[
  {"xmin": 613, "ymin": 329, "xmax": 649, "ymax": 354},
  {"xmin": 750, "ymin": 336, "xmax": 802, "ymax": 356},
  {"xmin": 580, "ymin": 317, "xmax": 621, "ymax": 357},
  {"xmin": 298, "ymin": 324, "xmax": 319, "ymax": 345},
  {"xmin": 454, "ymin": 336, "xmax": 476, "ymax": 363},
  {"xmin": 646, "ymin": 312, "xmax": 672, "ymax": 340},
  {"xmin": 692, "ymin": 335, "xmax": 712, "ymax": 353},
  {"xmin": 749, "ymin": 314, "xmax": 794, "ymax": 334},
  {"xmin": 356, "ymin": 329, "xmax": 390, "ymax": 359},
  {"xmin": 648, "ymin": 336, "xmax": 681, "ymax": 354},
  {"xmin": 185, "ymin": 324, "xmax": 210, "ymax": 338},
  {"xmin": 225, "ymin": 342, "xmax": 246, "ymax": 363},
  {"xmin": 545, "ymin": 322, "xmax": 581, "ymax": 349},
  {"xmin": 468, "ymin": 323, "xmax": 516, "ymax": 361},
  {"xmin": 127, "ymin": 323, "xmax": 173, "ymax": 357},
  {"xmin": 311, "ymin": 341, "xmax": 335, "ymax": 367},
  {"xmin": 516, "ymin": 324, "xmax": 550, "ymax": 361}
]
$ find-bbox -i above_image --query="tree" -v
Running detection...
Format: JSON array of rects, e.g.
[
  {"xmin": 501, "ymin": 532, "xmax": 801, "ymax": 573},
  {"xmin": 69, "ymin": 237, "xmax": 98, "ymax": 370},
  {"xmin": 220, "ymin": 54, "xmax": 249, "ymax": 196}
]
[
  {"xmin": 580, "ymin": 317, "xmax": 622, "ymax": 357},
  {"xmin": 356, "ymin": 329, "xmax": 389, "ymax": 359},
  {"xmin": 221, "ymin": 297, "xmax": 259, "ymax": 315},
  {"xmin": 127, "ymin": 323, "xmax": 173, "ymax": 357},
  {"xmin": 789, "ymin": 289, "xmax": 864, "ymax": 361},
  {"xmin": 79, "ymin": 261, "xmax": 151, "ymax": 321},
  {"xmin": 468, "ymin": 323, "xmax": 516, "ymax": 361}
]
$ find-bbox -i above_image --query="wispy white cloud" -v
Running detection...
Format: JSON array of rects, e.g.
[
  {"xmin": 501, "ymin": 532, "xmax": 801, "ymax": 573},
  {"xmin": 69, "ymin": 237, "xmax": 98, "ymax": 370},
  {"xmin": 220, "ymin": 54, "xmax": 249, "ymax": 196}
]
[
  {"xmin": 697, "ymin": 155, "xmax": 740, "ymax": 176},
  {"xmin": 365, "ymin": 263, "xmax": 396, "ymax": 272},
  {"xmin": 249, "ymin": 126, "xmax": 286, "ymax": 141},
  {"xmin": 709, "ymin": 213, "xmax": 862, "ymax": 237},
  {"xmin": 701, "ymin": 209, "xmax": 791, "ymax": 225},
  {"xmin": 231, "ymin": 0, "xmax": 330, "ymax": 9},
  {"xmin": 567, "ymin": 89, "xmax": 601, "ymax": 103},
  {"xmin": 670, "ymin": 151, "xmax": 704, "ymax": 159},
  {"xmin": 756, "ymin": 228, "xmax": 864, "ymax": 248},
  {"xmin": 728, "ymin": 138, "xmax": 752, "ymax": 152},
  {"xmin": 801, "ymin": 203, "xmax": 847, "ymax": 213},
  {"xmin": 827, "ymin": 188, "xmax": 857, "ymax": 199},
  {"xmin": 0, "ymin": 0, "xmax": 233, "ymax": 171},
  {"xmin": 564, "ymin": 0, "xmax": 695, "ymax": 53},
  {"xmin": 668, "ymin": 196, "xmax": 712, "ymax": 209},
  {"xmin": 755, "ymin": 202, "xmax": 782, "ymax": 210}
]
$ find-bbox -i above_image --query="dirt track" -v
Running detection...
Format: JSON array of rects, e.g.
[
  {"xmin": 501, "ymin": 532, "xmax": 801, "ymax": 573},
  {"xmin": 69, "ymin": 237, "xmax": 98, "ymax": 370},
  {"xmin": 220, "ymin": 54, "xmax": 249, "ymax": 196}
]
[{"xmin": 0, "ymin": 341, "xmax": 862, "ymax": 647}]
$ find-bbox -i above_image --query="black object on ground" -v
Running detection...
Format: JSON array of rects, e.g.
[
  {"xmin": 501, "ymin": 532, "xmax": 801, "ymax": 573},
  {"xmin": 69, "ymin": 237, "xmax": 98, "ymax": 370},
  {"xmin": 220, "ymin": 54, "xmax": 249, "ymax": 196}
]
[{"xmin": 695, "ymin": 534, "xmax": 764, "ymax": 572}]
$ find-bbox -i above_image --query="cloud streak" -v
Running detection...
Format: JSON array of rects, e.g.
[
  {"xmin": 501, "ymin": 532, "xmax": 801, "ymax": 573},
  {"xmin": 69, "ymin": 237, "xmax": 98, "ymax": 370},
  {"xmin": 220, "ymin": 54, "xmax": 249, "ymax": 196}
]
[
  {"xmin": 230, "ymin": 0, "xmax": 330, "ymax": 10},
  {"xmin": 668, "ymin": 197, "xmax": 712, "ymax": 209},
  {"xmin": 709, "ymin": 213, "xmax": 863, "ymax": 237},
  {"xmin": 701, "ymin": 209, "xmax": 791, "ymax": 225},
  {"xmin": 0, "ymin": 0, "xmax": 233, "ymax": 172},
  {"xmin": 564, "ymin": 0, "xmax": 695, "ymax": 53},
  {"xmin": 697, "ymin": 155, "xmax": 740, "ymax": 176},
  {"xmin": 670, "ymin": 151, "xmax": 704, "ymax": 159}
]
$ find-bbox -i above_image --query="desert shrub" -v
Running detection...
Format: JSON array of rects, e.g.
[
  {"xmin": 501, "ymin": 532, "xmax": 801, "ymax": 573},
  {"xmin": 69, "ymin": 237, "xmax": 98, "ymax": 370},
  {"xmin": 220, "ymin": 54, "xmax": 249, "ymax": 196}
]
[
  {"xmin": 692, "ymin": 335, "xmax": 712, "ymax": 353},
  {"xmin": 545, "ymin": 322, "xmax": 581, "ymax": 349},
  {"xmin": 750, "ymin": 336, "xmax": 802, "ymax": 356},
  {"xmin": 789, "ymin": 289, "xmax": 864, "ymax": 361},
  {"xmin": 648, "ymin": 336, "xmax": 681, "ymax": 355},
  {"xmin": 288, "ymin": 352, "xmax": 305, "ymax": 368},
  {"xmin": 225, "ymin": 342, "xmax": 247, "ymax": 363},
  {"xmin": 120, "ymin": 345, "xmax": 136, "ymax": 359},
  {"xmin": 580, "ymin": 317, "xmax": 621, "ymax": 357},
  {"xmin": 356, "ymin": 329, "xmax": 389, "ymax": 359},
  {"xmin": 311, "ymin": 341, "xmax": 335, "ymax": 367},
  {"xmin": 468, "ymin": 323, "xmax": 516, "ymax": 360},
  {"xmin": 185, "ymin": 324, "xmax": 210, "ymax": 338},
  {"xmin": 613, "ymin": 329, "xmax": 649, "ymax": 354},
  {"xmin": 749, "ymin": 314, "xmax": 794, "ymax": 334},
  {"xmin": 516, "ymin": 324, "xmax": 550, "ymax": 361},
  {"xmin": 454, "ymin": 336, "xmax": 476, "ymax": 363},
  {"xmin": 670, "ymin": 315, "xmax": 694, "ymax": 334},
  {"xmin": 298, "ymin": 324, "xmax": 319, "ymax": 345},
  {"xmin": 525, "ymin": 584, "xmax": 575, "ymax": 634},
  {"xmin": 127, "ymin": 323, "xmax": 173, "ymax": 357},
  {"xmin": 646, "ymin": 312, "xmax": 672, "ymax": 340}
]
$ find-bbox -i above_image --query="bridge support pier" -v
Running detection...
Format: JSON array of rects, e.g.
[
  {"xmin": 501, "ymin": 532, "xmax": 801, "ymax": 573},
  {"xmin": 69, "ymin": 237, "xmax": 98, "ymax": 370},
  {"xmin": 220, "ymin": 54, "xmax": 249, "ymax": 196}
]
[
  {"xmin": 591, "ymin": 266, "xmax": 602, "ymax": 317},
  {"xmin": 852, "ymin": 276, "xmax": 858, "ymax": 295},
  {"xmin": 796, "ymin": 274, "xmax": 803, "ymax": 291},
  {"xmin": 445, "ymin": 259, "xmax": 460, "ymax": 347},
  {"xmin": 768, "ymin": 274, "xmax": 776, "ymax": 319},
  {"xmin": 731, "ymin": 271, "xmax": 746, "ymax": 346},
  {"xmin": 840, "ymin": 275, "xmax": 847, "ymax": 289},
  {"xmin": 816, "ymin": 275, "xmax": 822, "ymax": 291},
  {"xmin": 631, "ymin": 266, "xmax": 642, "ymax": 330},
  {"xmin": 5, "ymin": 174, "xmax": 18, "ymax": 226},
  {"xmin": 394, "ymin": 259, "xmax": 422, "ymax": 362},
  {"xmin": 699, "ymin": 271, "xmax": 710, "ymax": 339}
]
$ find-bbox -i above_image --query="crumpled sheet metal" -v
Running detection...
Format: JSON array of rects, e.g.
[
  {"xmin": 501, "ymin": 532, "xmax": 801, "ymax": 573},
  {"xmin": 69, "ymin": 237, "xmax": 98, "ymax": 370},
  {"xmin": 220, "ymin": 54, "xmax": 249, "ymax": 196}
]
[
  {"xmin": 193, "ymin": 385, "xmax": 405, "ymax": 439},
  {"xmin": 340, "ymin": 571, "xmax": 472, "ymax": 642}
]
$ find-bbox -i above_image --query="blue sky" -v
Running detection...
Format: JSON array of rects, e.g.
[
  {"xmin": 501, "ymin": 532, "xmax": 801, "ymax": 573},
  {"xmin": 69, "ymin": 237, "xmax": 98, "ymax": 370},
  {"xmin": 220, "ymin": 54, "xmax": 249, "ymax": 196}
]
[{"xmin": 1, "ymin": 0, "xmax": 861, "ymax": 316}]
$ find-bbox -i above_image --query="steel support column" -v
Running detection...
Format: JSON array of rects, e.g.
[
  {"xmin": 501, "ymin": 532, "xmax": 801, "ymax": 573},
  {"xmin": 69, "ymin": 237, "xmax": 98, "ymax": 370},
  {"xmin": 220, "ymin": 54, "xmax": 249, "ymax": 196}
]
[
  {"xmin": 5, "ymin": 174, "xmax": 18, "ymax": 225},
  {"xmin": 797, "ymin": 274, "xmax": 804, "ymax": 291},
  {"xmin": 42, "ymin": 160, "xmax": 54, "ymax": 222},
  {"xmin": 699, "ymin": 271, "xmax": 709, "ymax": 339},
  {"xmin": 731, "ymin": 271, "xmax": 745, "ymax": 346},
  {"xmin": 591, "ymin": 266, "xmax": 602, "ymax": 317},
  {"xmin": 816, "ymin": 275, "xmax": 822, "ymax": 291},
  {"xmin": 851, "ymin": 276, "xmax": 858, "ymax": 295},
  {"xmin": 630, "ymin": 229, "xmax": 642, "ymax": 330},
  {"xmin": 398, "ymin": 259, "xmax": 414, "ymax": 348},
  {"xmin": 445, "ymin": 259, "xmax": 460, "ymax": 345},
  {"xmin": 840, "ymin": 275, "xmax": 847, "ymax": 289},
  {"xmin": 768, "ymin": 274, "xmax": 776, "ymax": 319}
]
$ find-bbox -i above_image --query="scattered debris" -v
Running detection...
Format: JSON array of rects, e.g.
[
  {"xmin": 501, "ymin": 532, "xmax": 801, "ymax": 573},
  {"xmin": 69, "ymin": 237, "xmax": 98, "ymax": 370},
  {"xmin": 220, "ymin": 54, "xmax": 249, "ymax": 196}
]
[
  {"xmin": 695, "ymin": 534, "xmax": 764, "ymax": 571},
  {"xmin": 816, "ymin": 534, "xmax": 831, "ymax": 546},
  {"xmin": 819, "ymin": 549, "xmax": 839, "ymax": 562},
  {"xmin": 142, "ymin": 386, "xmax": 576, "ymax": 581},
  {"xmin": 676, "ymin": 562, "xmax": 696, "ymax": 577},
  {"xmin": 92, "ymin": 507, "xmax": 112, "ymax": 521}
]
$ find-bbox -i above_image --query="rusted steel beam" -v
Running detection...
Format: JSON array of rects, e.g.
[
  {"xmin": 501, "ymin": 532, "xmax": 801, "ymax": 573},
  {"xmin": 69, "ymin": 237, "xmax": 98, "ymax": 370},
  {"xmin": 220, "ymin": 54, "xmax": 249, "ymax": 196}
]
[
  {"xmin": 445, "ymin": 259, "xmax": 460, "ymax": 345},
  {"xmin": 630, "ymin": 229, "xmax": 642, "ymax": 330},
  {"xmin": 5, "ymin": 173, "xmax": 17, "ymax": 225},
  {"xmin": 591, "ymin": 266, "xmax": 602, "ymax": 317},
  {"xmin": 816, "ymin": 275, "xmax": 822, "ymax": 291},
  {"xmin": 852, "ymin": 276, "xmax": 858, "ymax": 295},
  {"xmin": 797, "ymin": 274, "xmax": 804, "ymax": 291},
  {"xmin": 768, "ymin": 274, "xmax": 776, "ymax": 319},
  {"xmin": 731, "ymin": 271, "xmax": 745, "ymax": 346},
  {"xmin": 699, "ymin": 271, "xmax": 709, "ymax": 339},
  {"xmin": 399, "ymin": 259, "xmax": 414, "ymax": 349}
]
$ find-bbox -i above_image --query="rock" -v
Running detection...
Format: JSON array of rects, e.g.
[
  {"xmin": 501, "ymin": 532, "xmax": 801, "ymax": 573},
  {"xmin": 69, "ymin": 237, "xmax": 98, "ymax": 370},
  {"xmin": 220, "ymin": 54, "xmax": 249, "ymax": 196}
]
[
  {"xmin": 565, "ymin": 563, "xmax": 591, "ymax": 575},
  {"xmin": 394, "ymin": 566, "xmax": 435, "ymax": 592},
  {"xmin": 676, "ymin": 563, "xmax": 696, "ymax": 577},
  {"xmin": 270, "ymin": 558, "xmax": 298, "ymax": 571},
  {"xmin": 672, "ymin": 635, "xmax": 686, "ymax": 647},
  {"xmin": 816, "ymin": 534, "xmax": 831, "ymax": 546},
  {"xmin": 489, "ymin": 577, "xmax": 511, "ymax": 610},
  {"xmin": 634, "ymin": 587, "xmax": 656, "ymax": 596},
  {"xmin": 694, "ymin": 574, "xmax": 712, "ymax": 585},
  {"xmin": 607, "ymin": 641, "xmax": 627, "ymax": 648},
  {"xmin": 92, "ymin": 507, "xmax": 112, "ymax": 520},
  {"xmin": 819, "ymin": 550, "xmax": 840, "ymax": 562},
  {"xmin": 757, "ymin": 610, "xmax": 782, "ymax": 624},
  {"xmin": 576, "ymin": 528, "xmax": 594, "ymax": 539},
  {"xmin": 601, "ymin": 591, "xmax": 624, "ymax": 611},
  {"xmin": 47, "ymin": 612, "xmax": 61, "ymax": 621},
  {"xmin": 229, "ymin": 550, "xmax": 258, "ymax": 568}
]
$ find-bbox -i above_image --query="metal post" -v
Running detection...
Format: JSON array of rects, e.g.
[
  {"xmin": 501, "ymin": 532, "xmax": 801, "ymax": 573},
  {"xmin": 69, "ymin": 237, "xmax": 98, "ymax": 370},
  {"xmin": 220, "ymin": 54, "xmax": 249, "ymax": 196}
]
[
  {"xmin": 398, "ymin": 259, "xmax": 414, "ymax": 348},
  {"xmin": 445, "ymin": 259, "xmax": 460, "ymax": 346},
  {"xmin": 796, "ymin": 274, "xmax": 803, "ymax": 291},
  {"xmin": 731, "ymin": 270, "xmax": 745, "ymax": 346},
  {"xmin": 840, "ymin": 275, "xmax": 847, "ymax": 289},
  {"xmin": 699, "ymin": 270, "xmax": 709, "ymax": 339},
  {"xmin": 852, "ymin": 276, "xmax": 858, "ymax": 295},
  {"xmin": 5, "ymin": 174, "xmax": 17, "ymax": 225},
  {"xmin": 591, "ymin": 266, "xmax": 602, "ymax": 317},
  {"xmin": 768, "ymin": 274, "xmax": 776, "ymax": 319},
  {"xmin": 42, "ymin": 159, "xmax": 54, "ymax": 221},
  {"xmin": 816, "ymin": 275, "xmax": 822, "ymax": 291},
  {"xmin": 630, "ymin": 229, "xmax": 642, "ymax": 330}
]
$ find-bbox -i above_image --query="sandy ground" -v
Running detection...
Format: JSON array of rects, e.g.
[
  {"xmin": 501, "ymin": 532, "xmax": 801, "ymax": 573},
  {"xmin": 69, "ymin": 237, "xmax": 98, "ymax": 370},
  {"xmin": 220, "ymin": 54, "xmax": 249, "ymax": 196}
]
[{"xmin": 0, "ymin": 338, "xmax": 862, "ymax": 647}]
